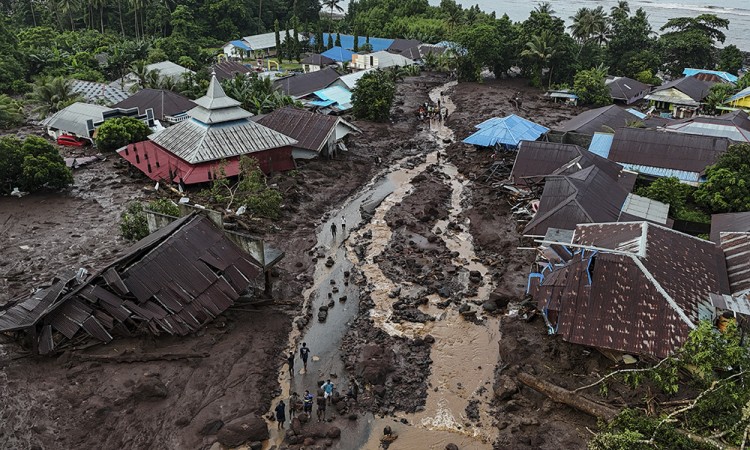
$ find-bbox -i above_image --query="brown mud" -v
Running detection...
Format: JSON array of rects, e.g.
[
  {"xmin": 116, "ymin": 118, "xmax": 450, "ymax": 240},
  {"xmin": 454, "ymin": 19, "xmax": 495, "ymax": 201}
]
[{"xmin": 0, "ymin": 74, "xmax": 628, "ymax": 450}]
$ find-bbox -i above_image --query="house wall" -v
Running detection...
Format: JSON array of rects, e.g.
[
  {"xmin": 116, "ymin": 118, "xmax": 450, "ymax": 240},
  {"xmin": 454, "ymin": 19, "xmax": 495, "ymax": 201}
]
[
  {"xmin": 223, "ymin": 44, "xmax": 242, "ymax": 58},
  {"xmin": 252, "ymin": 145, "xmax": 296, "ymax": 173},
  {"xmin": 292, "ymin": 148, "xmax": 319, "ymax": 160},
  {"xmin": 729, "ymin": 97, "xmax": 750, "ymax": 109},
  {"xmin": 334, "ymin": 122, "xmax": 355, "ymax": 141},
  {"xmin": 304, "ymin": 64, "xmax": 322, "ymax": 73}
]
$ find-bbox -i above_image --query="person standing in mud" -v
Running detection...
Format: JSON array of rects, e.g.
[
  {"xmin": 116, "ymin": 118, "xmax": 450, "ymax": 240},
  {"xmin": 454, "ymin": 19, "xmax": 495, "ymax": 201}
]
[
  {"xmin": 287, "ymin": 351, "xmax": 295, "ymax": 377},
  {"xmin": 321, "ymin": 379, "xmax": 334, "ymax": 403},
  {"xmin": 303, "ymin": 390, "xmax": 314, "ymax": 414},
  {"xmin": 289, "ymin": 392, "xmax": 300, "ymax": 418},
  {"xmin": 341, "ymin": 217, "xmax": 346, "ymax": 233},
  {"xmin": 347, "ymin": 378, "xmax": 359, "ymax": 403},
  {"xmin": 275, "ymin": 400, "xmax": 286, "ymax": 429},
  {"xmin": 330, "ymin": 222, "xmax": 337, "ymax": 239},
  {"xmin": 316, "ymin": 389, "xmax": 327, "ymax": 422},
  {"xmin": 300, "ymin": 342, "xmax": 310, "ymax": 371}
]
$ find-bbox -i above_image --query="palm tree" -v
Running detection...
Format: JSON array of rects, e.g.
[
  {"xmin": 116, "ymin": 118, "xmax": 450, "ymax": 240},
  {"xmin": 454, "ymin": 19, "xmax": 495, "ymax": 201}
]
[
  {"xmin": 610, "ymin": 1, "xmax": 630, "ymax": 22},
  {"xmin": 534, "ymin": 2, "xmax": 555, "ymax": 15},
  {"xmin": 58, "ymin": 0, "xmax": 78, "ymax": 30},
  {"xmin": 569, "ymin": 7, "xmax": 608, "ymax": 44},
  {"xmin": 27, "ymin": 77, "xmax": 83, "ymax": 118},
  {"xmin": 521, "ymin": 31, "xmax": 558, "ymax": 88},
  {"xmin": 130, "ymin": 60, "xmax": 149, "ymax": 88},
  {"xmin": 91, "ymin": 0, "xmax": 106, "ymax": 33},
  {"xmin": 322, "ymin": 0, "xmax": 343, "ymax": 32}
]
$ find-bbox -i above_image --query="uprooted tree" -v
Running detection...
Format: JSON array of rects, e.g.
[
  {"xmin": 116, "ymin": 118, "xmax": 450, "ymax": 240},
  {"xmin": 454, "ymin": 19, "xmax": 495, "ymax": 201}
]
[
  {"xmin": 119, "ymin": 198, "xmax": 181, "ymax": 240},
  {"xmin": 202, "ymin": 156, "xmax": 283, "ymax": 219},
  {"xmin": 568, "ymin": 321, "xmax": 749, "ymax": 450}
]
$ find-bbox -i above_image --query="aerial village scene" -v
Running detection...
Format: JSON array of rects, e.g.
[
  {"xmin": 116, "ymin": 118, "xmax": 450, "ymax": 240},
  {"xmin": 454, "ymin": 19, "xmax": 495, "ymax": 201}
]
[{"xmin": 3, "ymin": 0, "xmax": 750, "ymax": 448}]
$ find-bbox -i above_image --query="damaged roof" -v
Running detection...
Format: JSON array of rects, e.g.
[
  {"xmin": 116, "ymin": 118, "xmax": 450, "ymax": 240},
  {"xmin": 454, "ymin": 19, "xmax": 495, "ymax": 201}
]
[
  {"xmin": 646, "ymin": 76, "xmax": 714, "ymax": 104},
  {"xmin": 710, "ymin": 211, "xmax": 750, "ymax": 243},
  {"xmin": 664, "ymin": 110, "xmax": 750, "ymax": 142},
  {"xmin": 113, "ymin": 89, "xmax": 196, "ymax": 122},
  {"xmin": 605, "ymin": 77, "xmax": 651, "ymax": 103},
  {"xmin": 719, "ymin": 232, "xmax": 750, "ymax": 298},
  {"xmin": 274, "ymin": 67, "xmax": 341, "ymax": 97},
  {"xmin": 555, "ymin": 105, "xmax": 642, "ymax": 135},
  {"xmin": 511, "ymin": 141, "xmax": 623, "ymax": 186},
  {"xmin": 533, "ymin": 222, "xmax": 730, "ymax": 357},
  {"xmin": 523, "ymin": 166, "xmax": 630, "ymax": 236},
  {"xmin": 256, "ymin": 106, "xmax": 340, "ymax": 152},
  {"xmin": 0, "ymin": 214, "xmax": 263, "ymax": 354},
  {"xmin": 608, "ymin": 127, "xmax": 730, "ymax": 174}
]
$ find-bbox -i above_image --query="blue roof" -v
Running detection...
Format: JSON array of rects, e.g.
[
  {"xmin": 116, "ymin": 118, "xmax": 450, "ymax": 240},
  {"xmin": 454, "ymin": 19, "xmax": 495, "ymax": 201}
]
[
  {"xmin": 726, "ymin": 86, "xmax": 750, "ymax": 103},
  {"xmin": 321, "ymin": 46, "xmax": 355, "ymax": 63},
  {"xmin": 588, "ymin": 132, "xmax": 614, "ymax": 158},
  {"xmin": 463, "ymin": 115, "xmax": 549, "ymax": 148},
  {"xmin": 229, "ymin": 40, "xmax": 251, "ymax": 51},
  {"xmin": 626, "ymin": 108, "xmax": 647, "ymax": 119},
  {"xmin": 618, "ymin": 163, "xmax": 701, "ymax": 184},
  {"xmin": 683, "ymin": 68, "xmax": 738, "ymax": 84},
  {"xmin": 312, "ymin": 86, "xmax": 353, "ymax": 110},
  {"xmin": 311, "ymin": 34, "xmax": 394, "ymax": 52}
]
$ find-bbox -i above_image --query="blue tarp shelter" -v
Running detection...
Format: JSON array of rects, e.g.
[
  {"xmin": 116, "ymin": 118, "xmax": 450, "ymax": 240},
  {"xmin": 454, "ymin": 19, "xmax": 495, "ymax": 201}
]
[
  {"xmin": 229, "ymin": 40, "xmax": 251, "ymax": 51},
  {"xmin": 309, "ymin": 86, "xmax": 353, "ymax": 111},
  {"xmin": 682, "ymin": 68, "xmax": 738, "ymax": 84},
  {"xmin": 321, "ymin": 46, "xmax": 355, "ymax": 63},
  {"xmin": 312, "ymin": 34, "xmax": 394, "ymax": 52},
  {"xmin": 463, "ymin": 115, "xmax": 549, "ymax": 148}
]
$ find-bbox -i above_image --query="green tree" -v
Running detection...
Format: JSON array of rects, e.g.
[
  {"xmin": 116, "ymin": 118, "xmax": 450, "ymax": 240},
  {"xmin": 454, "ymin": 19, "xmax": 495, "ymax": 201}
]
[
  {"xmin": 327, "ymin": 34, "xmax": 334, "ymax": 50},
  {"xmin": 119, "ymin": 199, "xmax": 180, "ymax": 240},
  {"xmin": 351, "ymin": 69, "xmax": 396, "ymax": 122},
  {"xmin": 636, "ymin": 177, "xmax": 692, "ymax": 214},
  {"xmin": 569, "ymin": 6, "xmax": 608, "ymax": 46},
  {"xmin": 27, "ymin": 77, "xmax": 83, "ymax": 118},
  {"xmin": 0, "ymin": 135, "xmax": 73, "ymax": 194},
  {"xmin": 274, "ymin": 19, "xmax": 282, "ymax": 63},
  {"xmin": 703, "ymin": 83, "xmax": 737, "ymax": 114},
  {"xmin": 95, "ymin": 117, "xmax": 151, "ymax": 151},
  {"xmin": 658, "ymin": 14, "xmax": 729, "ymax": 77},
  {"xmin": 452, "ymin": 15, "xmax": 519, "ymax": 80},
  {"xmin": 573, "ymin": 66, "xmax": 611, "ymax": 106},
  {"xmin": 322, "ymin": 0, "xmax": 344, "ymax": 32},
  {"xmin": 0, "ymin": 95, "xmax": 25, "ymax": 129},
  {"xmin": 606, "ymin": 7, "xmax": 659, "ymax": 79},
  {"xmin": 353, "ymin": 30, "xmax": 360, "ymax": 52},
  {"xmin": 718, "ymin": 44, "xmax": 743, "ymax": 75},
  {"xmin": 521, "ymin": 31, "xmax": 558, "ymax": 88},
  {"xmin": 335, "ymin": 32, "xmax": 341, "ymax": 47},
  {"xmin": 695, "ymin": 143, "xmax": 750, "ymax": 213},
  {"xmin": 0, "ymin": 20, "xmax": 25, "ymax": 93}
]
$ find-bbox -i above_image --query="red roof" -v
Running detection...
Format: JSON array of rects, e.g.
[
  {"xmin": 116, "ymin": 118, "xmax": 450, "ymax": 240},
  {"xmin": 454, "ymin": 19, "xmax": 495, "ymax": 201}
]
[{"xmin": 118, "ymin": 140, "xmax": 295, "ymax": 184}]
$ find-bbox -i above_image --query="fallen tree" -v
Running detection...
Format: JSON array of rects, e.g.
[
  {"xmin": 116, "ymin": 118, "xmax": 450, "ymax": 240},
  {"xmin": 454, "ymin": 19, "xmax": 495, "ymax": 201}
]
[{"xmin": 517, "ymin": 372, "xmax": 617, "ymax": 421}]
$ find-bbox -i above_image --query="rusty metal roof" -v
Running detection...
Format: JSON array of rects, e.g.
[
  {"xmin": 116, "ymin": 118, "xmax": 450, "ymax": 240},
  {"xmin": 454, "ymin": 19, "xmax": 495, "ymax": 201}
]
[
  {"xmin": 710, "ymin": 211, "xmax": 750, "ymax": 243},
  {"xmin": 256, "ymin": 106, "xmax": 339, "ymax": 152},
  {"xmin": 523, "ymin": 166, "xmax": 629, "ymax": 236},
  {"xmin": 1, "ymin": 214, "xmax": 263, "ymax": 354},
  {"xmin": 212, "ymin": 60, "xmax": 252, "ymax": 82},
  {"xmin": 534, "ymin": 222, "xmax": 730, "ymax": 357},
  {"xmin": 609, "ymin": 127, "xmax": 730, "ymax": 173},
  {"xmin": 512, "ymin": 141, "xmax": 623, "ymax": 186},
  {"xmin": 273, "ymin": 67, "xmax": 341, "ymax": 98},
  {"xmin": 556, "ymin": 105, "xmax": 642, "ymax": 135},
  {"xmin": 719, "ymin": 232, "xmax": 750, "ymax": 297}
]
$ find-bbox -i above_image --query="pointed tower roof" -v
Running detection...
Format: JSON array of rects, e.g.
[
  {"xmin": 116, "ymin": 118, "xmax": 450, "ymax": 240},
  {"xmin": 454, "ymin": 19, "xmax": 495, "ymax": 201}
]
[{"xmin": 188, "ymin": 74, "xmax": 253, "ymax": 124}]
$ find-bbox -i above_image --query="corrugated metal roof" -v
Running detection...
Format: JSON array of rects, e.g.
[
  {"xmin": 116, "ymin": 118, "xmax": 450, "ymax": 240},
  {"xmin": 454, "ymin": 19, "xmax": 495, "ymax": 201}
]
[
  {"xmin": 70, "ymin": 80, "xmax": 130, "ymax": 105},
  {"xmin": 523, "ymin": 166, "xmax": 629, "ymax": 236},
  {"xmin": 726, "ymin": 86, "xmax": 750, "ymax": 103},
  {"xmin": 719, "ymin": 232, "xmax": 750, "ymax": 297},
  {"xmin": 363, "ymin": 51, "xmax": 414, "ymax": 68},
  {"xmin": 387, "ymin": 38, "xmax": 422, "ymax": 53},
  {"xmin": 534, "ymin": 221, "xmax": 730, "ymax": 357},
  {"xmin": 609, "ymin": 127, "xmax": 730, "ymax": 174},
  {"xmin": 626, "ymin": 108, "xmax": 647, "ymax": 119},
  {"xmin": 301, "ymin": 54, "xmax": 337, "ymax": 66},
  {"xmin": 242, "ymin": 30, "xmax": 301, "ymax": 51},
  {"xmin": 312, "ymin": 34, "xmax": 394, "ymax": 52},
  {"xmin": 2, "ymin": 214, "xmax": 265, "ymax": 353},
  {"xmin": 311, "ymin": 86, "xmax": 352, "ymax": 111},
  {"xmin": 605, "ymin": 76, "xmax": 651, "ymax": 102},
  {"xmin": 274, "ymin": 67, "xmax": 341, "ymax": 98},
  {"xmin": 648, "ymin": 76, "xmax": 713, "ymax": 102},
  {"xmin": 683, "ymin": 68, "xmax": 738, "ymax": 84},
  {"xmin": 556, "ymin": 105, "xmax": 641, "ymax": 135},
  {"xmin": 113, "ymin": 89, "xmax": 196, "ymax": 121},
  {"xmin": 212, "ymin": 60, "xmax": 252, "ymax": 82},
  {"xmin": 619, "ymin": 163, "xmax": 701, "ymax": 183},
  {"xmin": 511, "ymin": 140, "xmax": 622, "ymax": 185},
  {"xmin": 709, "ymin": 293, "xmax": 750, "ymax": 315},
  {"xmin": 587, "ymin": 132, "xmax": 614, "ymax": 158},
  {"xmin": 256, "ymin": 106, "xmax": 340, "ymax": 152},
  {"xmin": 229, "ymin": 40, "xmax": 251, "ymax": 51},
  {"xmin": 463, "ymin": 115, "xmax": 548, "ymax": 148},
  {"xmin": 332, "ymin": 68, "xmax": 375, "ymax": 90},
  {"xmin": 146, "ymin": 61, "xmax": 194, "ymax": 79},
  {"xmin": 710, "ymin": 212, "xmax": 750, "ymax": 243},
  {"xmin": 620, "ymin": 193, "xmax": 669, "ymax": 225},
  {"xmin": 41, "ymin": 102, "xmax": 110, "ymax": 138},
  {"xmin": 321, "ymin": 46, "xmax": 354, "ymax": 62},
  {"xmin": 664, "ymin": 110, "xmax": 750, "ymax": 142}
]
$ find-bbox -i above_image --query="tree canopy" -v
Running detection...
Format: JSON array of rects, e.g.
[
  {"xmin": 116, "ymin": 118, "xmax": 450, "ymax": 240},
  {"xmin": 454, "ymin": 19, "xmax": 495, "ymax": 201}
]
[{"xmin": 0, "ymin": 135, "xmax": 73, "ymax": 194}]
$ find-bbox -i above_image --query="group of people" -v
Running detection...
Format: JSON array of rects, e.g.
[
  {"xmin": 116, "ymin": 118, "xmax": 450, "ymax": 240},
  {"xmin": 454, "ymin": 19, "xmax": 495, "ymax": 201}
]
[
  {"xmin": 330, "ymin": 217, "xmax": 346, "ymax": 239},
  {"xmin": 274, "ymin": 377, "xmax": 360, "ymax": 429},
  {"xmin": 417, "ymin": 98, "xmax": 448, "ymax": 121}
]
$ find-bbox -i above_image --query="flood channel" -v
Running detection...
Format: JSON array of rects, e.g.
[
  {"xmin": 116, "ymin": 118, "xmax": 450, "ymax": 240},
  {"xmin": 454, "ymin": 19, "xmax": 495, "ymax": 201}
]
[{"xmin": 266, "ymin": 81, "xmax": 500, "ymax": 450}]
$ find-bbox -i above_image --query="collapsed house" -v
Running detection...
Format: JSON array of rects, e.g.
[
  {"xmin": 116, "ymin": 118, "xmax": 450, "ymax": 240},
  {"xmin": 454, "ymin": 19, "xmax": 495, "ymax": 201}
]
[
  {"xmin": 0, "ymin": 214, "xmax": 280, "ymax": 354},
  {"xmin": 463, "ymin": 115, "xmax": 549, "ymax": 150},
  {"xmin": 528, "ymin": 221, "xmax": 731, "ymax": 358}
]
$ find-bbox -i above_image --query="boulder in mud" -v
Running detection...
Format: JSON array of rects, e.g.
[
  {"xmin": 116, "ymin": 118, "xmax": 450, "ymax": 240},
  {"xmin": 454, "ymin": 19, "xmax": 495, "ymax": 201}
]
[
  {"xmin": 446, "ymin": 444, "xmax": 459, "ymax": 450},
  {"xmin": 199, "ymin": 419, "xmax": 224, "ymax": 435},
  {"xmin": 133, "ymin": 377, "xmax": 168, "ymax": 401},
  {"xmin": 216, "ymin": 415, "xmax": 268, "ymax": 447},
  {"xmin": 358, "ymin": 344, "xmax": 393, "ymax": 385},
  {"xmin": 482, "ymin": 301, "xmax": 498, "ymax": 313},
  {"xmin": 494, "ymin": 375, "xmax": 518, "ymax": 401}
]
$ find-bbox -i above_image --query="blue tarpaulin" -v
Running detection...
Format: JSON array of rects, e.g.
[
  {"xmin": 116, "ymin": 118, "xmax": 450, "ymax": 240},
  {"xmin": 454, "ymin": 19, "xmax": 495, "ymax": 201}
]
[
  {"xmin": 311, "ymin": 34, "xmax": 394, "ymax": 52},
  {"xmin": 311, "ymin": 86, "xmax": 353, "ymax": 111},
  {"xmin": 683, "ymin": 68, "xmax": 738, "ymax": 84},
  {"xmin": 588, "ymin": 132, "xmax": 614, "ymax": 158},
  {"xmin": 463, "ymin": 115, "xmax": 549, "ymax": 148}
]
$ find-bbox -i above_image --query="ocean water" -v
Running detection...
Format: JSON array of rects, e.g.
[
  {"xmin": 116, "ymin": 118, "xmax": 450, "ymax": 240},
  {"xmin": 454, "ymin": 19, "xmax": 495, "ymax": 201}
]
[{"xmin": 431, "ymin": 0, "xmax": 750, "ymax": 51}]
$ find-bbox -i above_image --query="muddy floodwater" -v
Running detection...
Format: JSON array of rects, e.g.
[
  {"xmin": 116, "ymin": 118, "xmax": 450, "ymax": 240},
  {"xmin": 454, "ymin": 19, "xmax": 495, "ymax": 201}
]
[{"xmin": 269, "ymin": 81, "xmax": 502, "ymax": 449}]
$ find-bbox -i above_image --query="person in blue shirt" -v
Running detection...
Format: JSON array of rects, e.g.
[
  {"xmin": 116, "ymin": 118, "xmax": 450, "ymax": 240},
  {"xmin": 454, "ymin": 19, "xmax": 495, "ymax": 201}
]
[{"xmin": 321, "ymin": 379, "xmax": 334, "ymax": 403}]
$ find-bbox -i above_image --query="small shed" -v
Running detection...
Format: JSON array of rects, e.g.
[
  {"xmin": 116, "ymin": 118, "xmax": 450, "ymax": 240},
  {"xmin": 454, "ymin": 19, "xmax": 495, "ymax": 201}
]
[
  {"xmin": 605, "ymin": 76, "xmax": 651, "ymax": 105},
  {"xmin": 462, "ymin": 115, "xmax": 549, "ymax": 149},
  {"xmin": 41, "ymin": 102, "xmax": 111, "ymax": 141},
  {"xmin": 301, "ymin": 54, "xmax": 337, "ymax": 73},
  {"xmin": 308, "ymin": 86, "xmax": 353, "ymax": 113}
]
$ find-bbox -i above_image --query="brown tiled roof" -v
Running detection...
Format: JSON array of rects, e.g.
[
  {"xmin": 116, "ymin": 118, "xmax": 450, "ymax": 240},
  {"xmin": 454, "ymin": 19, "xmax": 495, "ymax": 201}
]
[
  {"xmin": 609, "ymin": 127, "xmax": 730, "ymax": 173},
  {"xmin": 212, "ymin": 60, "xmax": 252, "ymax": 81},
  {"xmin": 511, "ymin": 141, "xmax": 623, "ymax": 186},
  {"xmin": 113, "ymin": 88, "xmax": 196, "ymax": 122},
  {"xmin": 273, "ymin": 67, "xmax": 341, "ymax": 97},
  {"xmin": 523, "ymin": 166, "xmax": 629, "ymax": 236},
  {"xmin": 710, "ymin": 212, "xmax": 750, "ymax": 243},
  {"xmin": 0, "ymin": 215, "xmax": 263, "ymax": 354},
  {"xmin": 256, "ymin": 107, "xmax": 339, "ymax": 152},
  {"xmin": 534, "ymin": 222, "xmax": 730, "ymax": 357}
]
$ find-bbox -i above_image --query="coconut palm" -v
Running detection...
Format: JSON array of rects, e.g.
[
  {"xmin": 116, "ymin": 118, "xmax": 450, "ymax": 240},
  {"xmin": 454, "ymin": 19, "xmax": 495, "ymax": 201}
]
[
  {"xmin": 58, "ymin": 0, "xmax": 78, "ymax": 30},
  {"xmin": 521, "ymin": 31, "xmax": 558, "ymax": 88},
  {"xmin": 534, "ymin": 2, "xmax": 555, "ymax": 15},
  {"xmin": 569, "ymin": 7, "xmax": 609, "ymax": 45},
  {"xmin": 322, "ymin": 0, "xmax": 344, "ymax": 32},
  {"xmin": 27, "ymin": 77, "xmax": 83, "ymax": 118},
  {"xmin": 610, "ymin": 1, "xmax": 630, "ymax": 22}
]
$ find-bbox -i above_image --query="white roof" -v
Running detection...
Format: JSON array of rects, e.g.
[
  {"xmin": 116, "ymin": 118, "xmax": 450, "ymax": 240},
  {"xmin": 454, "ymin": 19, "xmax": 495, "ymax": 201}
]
[
  {"xmin": 146, "ymin": 61, "xmax": 194, "ymax": 80},
  {"xmin": 241, "ymin": 30, "xmax": 303, "ymax": 51},
  {"xmin": 620, "ymin": 193, "xmax": 669, "ymax": 225},
  {"xmin": 334, "ymin": 68, "xmax": 375, "ymax": 90},
  {"xmin": 367, "ymin": 51, "xmax": 414, "ymax": 68},
  {"xmin": 41, "ymin": 102, "xmax": 110, "ymax": 138},
  {"xmin": 189, "ymin": 75, "xmax": 250, "ymax": 123},
  {"xmin": 70, "ymin": 80, "xmax": 130, "ymax": 105}
]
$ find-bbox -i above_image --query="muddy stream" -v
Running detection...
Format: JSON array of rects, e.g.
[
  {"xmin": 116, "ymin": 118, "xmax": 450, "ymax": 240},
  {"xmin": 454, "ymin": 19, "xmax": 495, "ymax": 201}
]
[{"xmin": 265, "ymin": 82, "xmax": 500, "ymax": 450}]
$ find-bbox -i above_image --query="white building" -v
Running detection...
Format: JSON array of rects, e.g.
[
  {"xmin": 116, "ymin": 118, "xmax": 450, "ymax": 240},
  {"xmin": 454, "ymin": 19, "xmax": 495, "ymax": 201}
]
[{"xmin": 352, "ymin": 51, "xmax": 413, "ymax": 70}]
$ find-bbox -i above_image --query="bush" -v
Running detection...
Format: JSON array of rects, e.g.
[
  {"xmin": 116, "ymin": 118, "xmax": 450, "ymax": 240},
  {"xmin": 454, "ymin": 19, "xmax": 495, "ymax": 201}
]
[
  {"xmin": 351, "ymin": 69, "xmax": 397, "ymax": 122},
  {"xmin": 119, "ymin": 198, "xmax": 181, "ymax": 240},
  {"xmin": 95, "ymin": 117, "xmax": 151, "ymax": 151},
  {"xmin": 695, "ymin": 143, "xmax": 750, "ymax": 213},
  {"xmin": 0, "ymin": 135, "xmax": 72, "ymax": 194},
  {"xmin": 573, "ymin": 68, "xmax": 612, "ymax": 106},
  {"xmin": 0, "ymin": 94, "xmax": 24, "ymax": 129}
]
